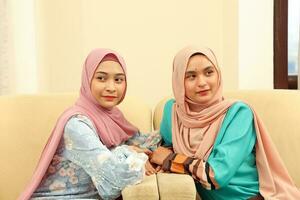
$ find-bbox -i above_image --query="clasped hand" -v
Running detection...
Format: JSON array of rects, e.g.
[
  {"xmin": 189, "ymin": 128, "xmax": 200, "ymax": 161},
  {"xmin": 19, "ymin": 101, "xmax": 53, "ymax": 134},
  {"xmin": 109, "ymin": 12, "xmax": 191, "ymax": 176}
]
[{"xmin": 128, "ymin": 146, "xmax": 173, "ymax": 176}]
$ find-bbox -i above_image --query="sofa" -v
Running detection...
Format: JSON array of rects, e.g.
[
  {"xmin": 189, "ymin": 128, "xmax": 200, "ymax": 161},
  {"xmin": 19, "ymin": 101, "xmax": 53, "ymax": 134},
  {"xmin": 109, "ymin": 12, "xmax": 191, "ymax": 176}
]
[{"xmin": 1, "ymin": 90, "xmax": 300, "ymax": 200}]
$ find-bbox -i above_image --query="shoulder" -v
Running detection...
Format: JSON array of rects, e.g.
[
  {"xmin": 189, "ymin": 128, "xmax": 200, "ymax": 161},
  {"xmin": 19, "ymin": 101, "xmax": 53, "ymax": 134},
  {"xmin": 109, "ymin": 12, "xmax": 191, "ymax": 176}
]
[
  {"xmin": 64, "ymin": 115, "xmax": 102, "ymax": 149},
  {"xmin": 227, "ymin": 101, "xmax": 253, "ymax": 118},
  {"xmin": 66, "ymin": 114, "xmax": 94, "ymax": 127},
  {"xmin": 163, "ymin": 99, "xmax": 175, "ymax": 113},
  {"xmin": 65, "ymin": 114, "xmax": 97, "ymax": 134},
  {"xmin": 161, "ymin": 99, "xmax": 175, "ymax": 123},
  {"xmin": 228, "ymin": 101, "xmax": 252, "ymax": 114}
]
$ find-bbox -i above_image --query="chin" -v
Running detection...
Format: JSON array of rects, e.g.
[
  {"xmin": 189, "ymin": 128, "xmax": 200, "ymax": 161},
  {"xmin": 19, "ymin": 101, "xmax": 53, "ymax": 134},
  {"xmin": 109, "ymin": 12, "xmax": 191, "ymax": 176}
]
[
  {"xmin": 102, "ymin": 105, "xmax": 115, "ymax": 110},
  {"xmin": 97, "ymin": 102, "xmax": 116, "ymax": 109}
]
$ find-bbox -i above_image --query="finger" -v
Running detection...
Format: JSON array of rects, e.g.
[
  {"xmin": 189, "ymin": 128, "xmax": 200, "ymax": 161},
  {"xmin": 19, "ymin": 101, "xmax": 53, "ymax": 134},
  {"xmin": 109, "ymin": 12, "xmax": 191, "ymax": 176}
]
[
  {"xmin": 157, "ymin": 166, "xmax": 162, "ymax": 172},
  {"xmin": 149, "ymin": 156, "xmax": 154, "ymax": 163},
  {"xmin": 144, "ymin": 149, "xmax": 153, "ymax": 155},
  {"xmin": 146, "ymin": 170, "xmax": 154, "ymax": 176},
  {"xmin": 146, "ymin": 164, "xmax": 156, "ymax": 172}
]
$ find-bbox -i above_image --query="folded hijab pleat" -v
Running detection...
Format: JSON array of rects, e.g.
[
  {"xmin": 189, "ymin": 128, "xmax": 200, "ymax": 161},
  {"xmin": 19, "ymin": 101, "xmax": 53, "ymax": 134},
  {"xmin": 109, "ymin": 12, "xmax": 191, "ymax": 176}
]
[
  {"xmin": 18, "ymin": 48, "xmax": 138, "ymax": 200},
  {"xmin": 171, "ymin": 46, "xmax": 300, "ymax": 199}
]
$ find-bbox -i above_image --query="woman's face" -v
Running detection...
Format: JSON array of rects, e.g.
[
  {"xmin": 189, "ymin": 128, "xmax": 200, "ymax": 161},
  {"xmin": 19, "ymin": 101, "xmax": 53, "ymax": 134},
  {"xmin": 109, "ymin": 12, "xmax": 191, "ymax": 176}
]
[
  {"xmin": 184, "ymin": 54, "xmax": 219, "ymax": 105},
  {"xmin": 91, "ymin": 60, "xmax": 126, "ymax": 109}
]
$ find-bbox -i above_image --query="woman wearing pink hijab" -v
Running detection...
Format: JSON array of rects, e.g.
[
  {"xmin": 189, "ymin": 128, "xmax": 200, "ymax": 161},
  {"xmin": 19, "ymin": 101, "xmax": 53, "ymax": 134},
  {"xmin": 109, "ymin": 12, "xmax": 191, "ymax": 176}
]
[
  {"xmin": 150, "ymin": 46, "xmax": 300, "ymax": 199},
  {"xmin": 19, "ymin": 48, "xmax": 157, "ymax": 200}
]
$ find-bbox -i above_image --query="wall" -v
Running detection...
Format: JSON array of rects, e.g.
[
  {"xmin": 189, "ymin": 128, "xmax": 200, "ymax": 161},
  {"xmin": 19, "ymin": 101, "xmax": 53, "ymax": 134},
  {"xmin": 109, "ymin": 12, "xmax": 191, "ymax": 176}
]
[
  {"xmin": 35, "ymin": 0, "xmax": 83, "ymax": 93},
  {"xmin": 35, "ymin": 0, "xmax": 239, "ymax": 107},
  {"xmin": 9, "ymin": 0, "xmax": 274, "ymax": 107},
  {"xmin": 3, "ymin": 0, "xmax": 37, "ymax": 94},
  {"xmin": 238, "ymin": 0, "xmax": 274, "ymax": 89}
]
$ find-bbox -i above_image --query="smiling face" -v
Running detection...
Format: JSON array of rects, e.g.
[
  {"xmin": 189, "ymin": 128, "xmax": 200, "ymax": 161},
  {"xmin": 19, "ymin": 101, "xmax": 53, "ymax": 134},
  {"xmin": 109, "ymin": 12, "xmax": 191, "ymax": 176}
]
[
  {"xmin": 184, "ymin": 54, "xmax": 219, "ymax": 106},
  {"xmin": 90, "ymin": 60, "xmax": 126, "ymax": 109}
]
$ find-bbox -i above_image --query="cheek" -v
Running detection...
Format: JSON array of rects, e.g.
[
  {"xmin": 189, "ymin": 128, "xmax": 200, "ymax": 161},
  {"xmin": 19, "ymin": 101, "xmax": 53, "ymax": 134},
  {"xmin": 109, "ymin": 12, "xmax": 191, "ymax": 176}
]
[
  {"xmin": 211, "ymin": 75, "xmax": 219, "ymax": 89},
  {"xmin": 91, "ymin": 81, "xmax": 104, "ymax": 95},
  {"xmin": 117, "ymin": 82, "xmax": 126, "ymax": 94},
  {"xmin": 90, "ymin": 81, "xmax": 97, "ymax": 95},
  {"xmin": 184, "ymin": 81, "xmax": 194, "ymax": 96}
]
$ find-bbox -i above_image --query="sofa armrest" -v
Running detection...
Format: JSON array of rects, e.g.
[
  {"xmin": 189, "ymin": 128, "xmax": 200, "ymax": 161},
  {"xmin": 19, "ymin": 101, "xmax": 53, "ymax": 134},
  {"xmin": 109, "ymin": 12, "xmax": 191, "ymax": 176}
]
[
  {"xmin": 122, "ymin": 174, "xmax": 159, "ymax": 200},
  {"xmin": 122, "ymin": 173, "xmax": 196, "ymax": 200},
  {"xmin": 156, "ymin": 173, "xmax": 196, "ymax": 200}
]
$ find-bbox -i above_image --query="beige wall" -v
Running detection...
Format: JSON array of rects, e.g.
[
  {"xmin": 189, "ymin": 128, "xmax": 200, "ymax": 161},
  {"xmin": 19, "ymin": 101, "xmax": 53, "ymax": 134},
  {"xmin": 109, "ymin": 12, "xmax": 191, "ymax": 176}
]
[
  {"xmin": 35, "ymin": 0, "xmax": 240, "ymax": 107},
  {"xmin": 24, "ymin": 0, "xmax": 273, "ymax": 107},
  {"xmin": 238, "ymin": 0, "xmax": 274, "ymax": 89},
  {"xmin": 6, "ymin": 0, "xmax": 37, "ymax": 94},
  {"xmin": 35, "ymin": 0, "xmax": 84, "ymax": 93}
]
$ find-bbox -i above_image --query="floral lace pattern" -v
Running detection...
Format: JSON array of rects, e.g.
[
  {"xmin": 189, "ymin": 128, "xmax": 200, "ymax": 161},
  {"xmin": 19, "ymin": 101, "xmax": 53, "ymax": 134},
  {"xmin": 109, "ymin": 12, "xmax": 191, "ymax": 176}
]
[
  {"xmin": 32, "ymin": 115, "xmax": 147, "ymax": 200},
  {"xmin": 126, "ymin": 130, "xmax": 162, "ymax": 151}
]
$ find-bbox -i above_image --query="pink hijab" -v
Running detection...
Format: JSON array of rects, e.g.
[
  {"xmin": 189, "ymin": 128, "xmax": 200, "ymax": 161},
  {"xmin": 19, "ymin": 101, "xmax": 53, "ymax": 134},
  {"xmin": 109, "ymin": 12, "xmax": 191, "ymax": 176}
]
[
  {"xmin": 172, "ymin": 46, "xmax": 300, "ymax": 199},
  {"xmin": 18, "ymin": 48, "xmax": 138, "ymax": 200}
]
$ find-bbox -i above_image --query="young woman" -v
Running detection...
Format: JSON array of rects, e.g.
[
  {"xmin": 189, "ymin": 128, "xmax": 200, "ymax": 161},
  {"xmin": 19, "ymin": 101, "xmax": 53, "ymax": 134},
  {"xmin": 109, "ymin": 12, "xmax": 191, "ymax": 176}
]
[
  {"xmin": 150, "ymin": 46, "xmax": 300, "ymax": 200},
  {"xmin": 19, "ymin": 48, "xmax": 157, "ymax": 200}
]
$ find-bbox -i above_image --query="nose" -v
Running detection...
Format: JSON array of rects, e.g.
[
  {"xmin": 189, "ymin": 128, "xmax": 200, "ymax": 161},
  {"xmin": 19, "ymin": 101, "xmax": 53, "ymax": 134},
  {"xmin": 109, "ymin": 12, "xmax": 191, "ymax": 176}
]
[
  {"xmin": 105, "ymin": 80, "xmax": 116, "ymax": 92},
  {"xmin": 197, "ymin": 76, "xmax": 207, "ymax": 87}
]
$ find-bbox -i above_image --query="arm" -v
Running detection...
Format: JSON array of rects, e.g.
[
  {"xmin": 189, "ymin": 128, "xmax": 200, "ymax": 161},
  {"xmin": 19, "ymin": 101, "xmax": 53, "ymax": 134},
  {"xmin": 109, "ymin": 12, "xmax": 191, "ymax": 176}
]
[
  {"xmin": 63, "ymin": 115, "xmax": 147, "ymax": 200},
  {"xmin": 126, "ymin": 131, "xmax": 162, "ymax": 152},
  {"xmin": 153, "ymin": 103, "xmax": 257, "ymax": 190},
  {"xmin": 126, "ymin": 132, "xmax": 163, "ymax": 175}
]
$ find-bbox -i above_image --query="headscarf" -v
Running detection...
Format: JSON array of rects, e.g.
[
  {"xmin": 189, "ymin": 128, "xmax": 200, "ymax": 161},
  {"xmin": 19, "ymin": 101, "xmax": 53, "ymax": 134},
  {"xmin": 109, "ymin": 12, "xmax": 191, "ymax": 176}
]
[
  {"xmin": 18, "ymin": 48, "xmax": 138, "ymax": 200},
  {"xmin": 171, "ymin": 46, "xmax": 300, "ymax": 199}
]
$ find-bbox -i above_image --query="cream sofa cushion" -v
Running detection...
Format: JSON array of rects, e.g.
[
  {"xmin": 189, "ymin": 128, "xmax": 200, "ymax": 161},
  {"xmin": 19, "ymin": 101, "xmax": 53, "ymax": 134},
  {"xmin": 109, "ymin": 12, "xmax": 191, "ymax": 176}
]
[
  {"xmin": 156, "ymin": 173, "xmax": 196, "ymax": 200},
  {"xmin": 122, "ymin": 174, "xmax": 159, "ymax": 200}
]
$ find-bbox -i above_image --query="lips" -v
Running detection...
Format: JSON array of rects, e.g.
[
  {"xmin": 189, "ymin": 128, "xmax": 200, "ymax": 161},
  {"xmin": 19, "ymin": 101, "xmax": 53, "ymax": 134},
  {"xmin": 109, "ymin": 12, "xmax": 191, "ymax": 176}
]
[
  {"xmin": 102, "ymin": 96, "xmax": 117, "ymax": 101},
  {"xmin": 196, "ymin": 90, "xmax": 210, "ymax": 96}
]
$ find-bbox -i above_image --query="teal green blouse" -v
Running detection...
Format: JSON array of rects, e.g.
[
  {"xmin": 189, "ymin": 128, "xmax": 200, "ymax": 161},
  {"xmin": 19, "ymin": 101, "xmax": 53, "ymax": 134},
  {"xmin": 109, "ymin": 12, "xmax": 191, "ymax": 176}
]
[{"xmin": 160, "ymin": 99, "xmax": 259, "ymax": 200}]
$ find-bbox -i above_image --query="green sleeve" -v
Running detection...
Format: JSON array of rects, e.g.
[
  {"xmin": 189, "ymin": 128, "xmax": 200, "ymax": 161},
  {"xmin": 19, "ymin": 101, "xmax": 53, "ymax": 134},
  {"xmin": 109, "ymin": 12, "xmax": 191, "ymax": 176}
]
[
  {"xmin": 207, "ymin": 102, "xmax": 257, "ymax": 188},
  {"xmin": 159, "ymin": 99, "xmax": 175, "ymax": 146}
]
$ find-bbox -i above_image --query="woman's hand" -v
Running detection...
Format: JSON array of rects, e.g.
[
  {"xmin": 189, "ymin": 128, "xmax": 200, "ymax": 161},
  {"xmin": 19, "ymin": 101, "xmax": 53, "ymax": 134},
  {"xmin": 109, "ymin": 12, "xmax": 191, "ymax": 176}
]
[
  {"xmin": 145, "ymin": 160, "xmax": 157, "ymax": 176},
  {"xmin": 128, "ymin": 145, "xmax": 152, "ymax": 155},
  {"xmin": 150, "ymin": 146, "xmax": 173, "ymax": 166}
]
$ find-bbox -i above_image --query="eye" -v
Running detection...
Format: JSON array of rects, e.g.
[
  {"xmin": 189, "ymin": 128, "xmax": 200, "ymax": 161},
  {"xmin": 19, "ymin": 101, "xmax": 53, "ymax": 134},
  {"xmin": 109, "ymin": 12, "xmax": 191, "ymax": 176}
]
[
  {"xmin": 96, "ymin": 76, "xmax": 106, "ymax": 81},
  {"xmin": 205, "ymin": 69, "xmax": 215, "ymax": 76},
  {"xmin": 115, "ymin": 77, "xmax": 125, "ymax": 83},
  {"xmin": 185, "ymin": 74, "xmax": 196, "ymax": 80}
]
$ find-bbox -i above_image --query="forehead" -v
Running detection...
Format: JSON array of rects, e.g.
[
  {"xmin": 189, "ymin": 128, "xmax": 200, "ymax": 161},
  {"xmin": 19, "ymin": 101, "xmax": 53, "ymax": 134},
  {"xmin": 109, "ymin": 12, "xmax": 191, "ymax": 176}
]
[
  {"xmin": 187, "ymin": 54, "xmax": 212, "ymax": 66},
  {"xmin": 185, "ymin": 54, "xmax": 215, "ymax": 72},
  {"xmin": 95, "ymin": 60, "xmax": 124, "ymax": 74}
]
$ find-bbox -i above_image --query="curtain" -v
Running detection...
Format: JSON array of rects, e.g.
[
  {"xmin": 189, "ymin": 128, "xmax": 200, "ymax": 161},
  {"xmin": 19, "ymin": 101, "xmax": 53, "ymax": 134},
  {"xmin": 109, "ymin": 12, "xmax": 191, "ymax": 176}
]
[
  {"xmin": 0, "ymin": 0, "xmax": 37, "ymax": 95},
  {"xmin": 298, "ymin": 16, "xmax": 300, "ymax": 89},
  {"xmin": 0, "ymin": 0, "xmax": 12, "ymax": 95}
]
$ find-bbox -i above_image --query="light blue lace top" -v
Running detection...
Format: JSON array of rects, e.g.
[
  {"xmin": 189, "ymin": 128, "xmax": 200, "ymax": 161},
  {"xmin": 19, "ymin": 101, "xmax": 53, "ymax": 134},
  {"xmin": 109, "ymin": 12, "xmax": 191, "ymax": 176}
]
[{"xmin": 31, "ymin": 114, "xmax": 152, "ymax": 200}]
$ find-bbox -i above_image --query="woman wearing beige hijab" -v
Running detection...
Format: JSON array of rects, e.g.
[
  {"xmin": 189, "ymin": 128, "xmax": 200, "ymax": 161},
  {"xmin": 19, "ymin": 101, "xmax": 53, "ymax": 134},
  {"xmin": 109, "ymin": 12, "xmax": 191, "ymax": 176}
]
[{"xmin": 150, "ymin": 46, "xmax": 300, "ymax": 199}]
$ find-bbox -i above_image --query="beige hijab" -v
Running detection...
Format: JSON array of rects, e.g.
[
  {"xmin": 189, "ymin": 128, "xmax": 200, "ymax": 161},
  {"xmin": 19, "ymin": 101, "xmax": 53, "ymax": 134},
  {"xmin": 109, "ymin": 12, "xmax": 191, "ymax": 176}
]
[{"xmin": 171, "ymin": 46, "xmax": 300, "ymax": 199}]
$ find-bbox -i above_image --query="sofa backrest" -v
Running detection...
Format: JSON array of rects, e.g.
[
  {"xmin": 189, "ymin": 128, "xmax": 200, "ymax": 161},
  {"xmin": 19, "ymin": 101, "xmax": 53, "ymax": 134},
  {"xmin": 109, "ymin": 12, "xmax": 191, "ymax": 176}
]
[
  {"xmin": 153, "ymin": 90, "xmax": 300, "ymax": 187},
  {"xmin": 0, "ymin": 93, "xmax": 151, "ymax": 200}
]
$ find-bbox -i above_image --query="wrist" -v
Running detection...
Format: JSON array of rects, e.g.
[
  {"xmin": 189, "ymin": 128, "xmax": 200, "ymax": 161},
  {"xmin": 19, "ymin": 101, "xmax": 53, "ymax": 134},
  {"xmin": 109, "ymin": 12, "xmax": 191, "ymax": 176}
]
[
  {"xmin": 162, "ymin": 153, "xmax": 176, "ymax": 172},
  {"xmin": 162, "ymin": 153, "xmax": 194, "ymax": 174}
]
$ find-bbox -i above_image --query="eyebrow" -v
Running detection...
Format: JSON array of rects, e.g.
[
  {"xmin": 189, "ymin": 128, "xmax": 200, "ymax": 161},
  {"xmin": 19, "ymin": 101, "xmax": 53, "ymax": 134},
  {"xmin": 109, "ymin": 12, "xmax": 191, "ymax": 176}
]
[
  {"xmin": 185, "ymin": 70, "xmax": 196, "ymax": 75},
  {"xmin": 185, "ymin": 66, "xmax": 214, "ymax": 74},
  {"xmin": 95, "ymin": 71, "xmax": 125, "ymax": 76},
  {"xmin": 204, "ymin": 66, "xmax": 215, "ymax": 71}
]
